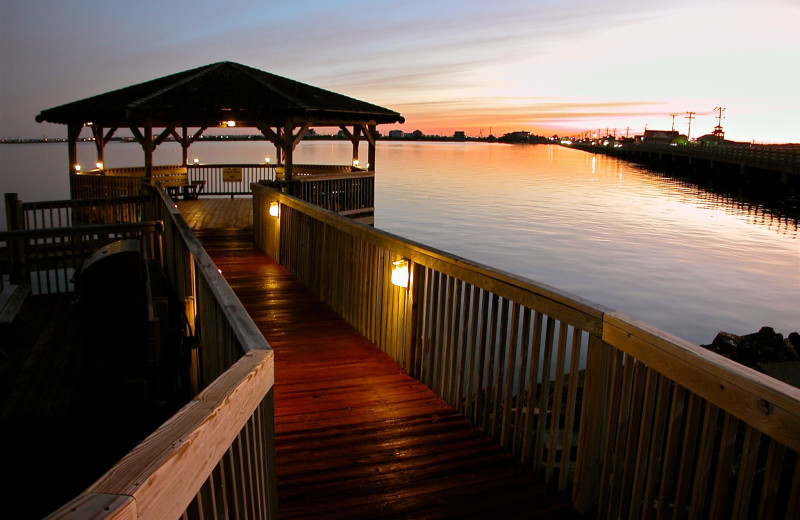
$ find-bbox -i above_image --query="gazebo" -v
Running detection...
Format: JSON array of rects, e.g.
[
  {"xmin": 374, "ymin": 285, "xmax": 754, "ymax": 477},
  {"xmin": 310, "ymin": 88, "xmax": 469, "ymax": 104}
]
[{"xmin": 35, "ymin": 61, "xmax": 405, "ymax": 181}]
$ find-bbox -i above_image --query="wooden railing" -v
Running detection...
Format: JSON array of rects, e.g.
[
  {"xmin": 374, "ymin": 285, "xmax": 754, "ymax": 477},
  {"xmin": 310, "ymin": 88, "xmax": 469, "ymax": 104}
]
[
  {"xmin": 41, "ymin": 187, "xmax": 277, "ymax": 519},
  {"xmin": 259, "ymin": 171, "xmax": 375, "ymax": 218},
  {"xmin": 253, "ymin": 183, "xmax": 800, "ymax": 519},
  {"xmin": 70, "ymin": 163, "xmax": 368, "ymax": 200},
  {"xmin": 71, "ymin": 172, "xmax": 143, "ymax": 199},
  {"xmin": 11, "ymin": 194, "xmax": 148, "ymax": 229},
  {"xmin": 0, "ymin": 222, "xmax": 163, "ymax": 294},
  {"xmin": 187, "ymin": 164, "xmax": 276, "ymax": 197}
]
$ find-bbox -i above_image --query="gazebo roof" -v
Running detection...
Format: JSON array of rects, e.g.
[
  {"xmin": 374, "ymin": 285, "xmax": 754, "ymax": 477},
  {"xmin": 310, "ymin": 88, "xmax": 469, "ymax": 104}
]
[{"xmin": 36, "ymin": 61, "xmax": 405, "ymax": 128}]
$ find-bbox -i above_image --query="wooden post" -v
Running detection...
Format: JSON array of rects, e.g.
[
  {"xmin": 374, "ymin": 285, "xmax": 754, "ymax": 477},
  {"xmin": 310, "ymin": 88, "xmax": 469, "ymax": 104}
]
[
  {"xmin": 403, "ymin": 261, "xmax": 420, "ymax": 376},
  {"xmin": 181, "ymin": 126, "xmax": 189, "ymax": 166},
  {"xmin": 143, "ymin": 122, "xmax": 154, "ymax": 180},
  {"xmin": 283, "ymin": 121, "xmax": 293, "ymax": 180},
  {"xmin": 572, "ymin": 334, "xmax": 614, "ymax": 516},
  {"xmin": 351, "ymin": 125, "xmax": 361, "ymax": 167},
  {"xmin": 91, "ymin": 125, "xmax": 105, "ymax": 168},
  {"xmin": 67, "ymin": 123, "xmax": 81, "ymax": 176},
  {"xmin": 4, "ymin": 193, "xmax": 25, "ymax": 283},
  {"xmin": 368, "ymin": 124, "xmax": 377, "ymax": 170}
]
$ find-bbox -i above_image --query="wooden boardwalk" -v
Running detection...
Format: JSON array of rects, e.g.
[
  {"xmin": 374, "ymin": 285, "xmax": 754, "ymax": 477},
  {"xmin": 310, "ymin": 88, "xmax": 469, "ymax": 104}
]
[{"xmin": 188, "ymin": 199, "xmax": 579, "ymax": 519}]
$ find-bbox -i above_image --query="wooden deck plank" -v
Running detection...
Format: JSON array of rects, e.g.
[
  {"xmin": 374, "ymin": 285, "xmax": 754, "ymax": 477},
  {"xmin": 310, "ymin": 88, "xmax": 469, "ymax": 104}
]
[{"xmin": 192, "ymin": 217, "xmax": 579, "ymax": 520}]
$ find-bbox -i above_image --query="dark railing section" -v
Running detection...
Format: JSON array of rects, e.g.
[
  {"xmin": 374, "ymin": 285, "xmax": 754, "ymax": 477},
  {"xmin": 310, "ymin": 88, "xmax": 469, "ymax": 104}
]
[{"xmin": 6, "ymin": 188, "xmax": 278, "ymax": 519}]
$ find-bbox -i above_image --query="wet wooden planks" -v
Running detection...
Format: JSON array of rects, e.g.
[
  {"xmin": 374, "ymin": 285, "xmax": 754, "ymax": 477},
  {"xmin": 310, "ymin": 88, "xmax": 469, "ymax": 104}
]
[
  {"xmin": 176, "ymin": 197, "xmax": 253, "ymax": 230},
  {"xmin": 196, "ymin": 227, "xmax": 579, "ymax": 520}
]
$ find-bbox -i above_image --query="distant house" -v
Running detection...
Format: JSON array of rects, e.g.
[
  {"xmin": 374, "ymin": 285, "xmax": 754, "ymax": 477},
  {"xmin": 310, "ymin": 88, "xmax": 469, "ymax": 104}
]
[
  {"xmin": 499, "ymin": 131, "xmax": 530, "ymax": 143},
  {"xmin": 453, "ymin": 131, "xmax": 466, "ymax": 140},
  {"xmin": 388, "ymin": 129, "xmax": 404, "ymax": 139},
  {"xmin": 643, "ymin": 130, "xmax": 679, "ymax": 143}
]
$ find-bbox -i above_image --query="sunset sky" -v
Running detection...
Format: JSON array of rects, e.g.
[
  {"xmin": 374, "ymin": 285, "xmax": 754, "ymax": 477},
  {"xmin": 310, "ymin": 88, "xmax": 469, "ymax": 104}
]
[{"xmin": 1, "ymin": 0, "xmax": 798, "ymax": 143}]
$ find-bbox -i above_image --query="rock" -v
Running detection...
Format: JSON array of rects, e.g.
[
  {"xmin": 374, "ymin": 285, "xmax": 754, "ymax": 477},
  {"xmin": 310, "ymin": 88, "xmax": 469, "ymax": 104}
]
[{"xmin": 702, "ymin": 327, "xmax": 799, "ymax": 372}]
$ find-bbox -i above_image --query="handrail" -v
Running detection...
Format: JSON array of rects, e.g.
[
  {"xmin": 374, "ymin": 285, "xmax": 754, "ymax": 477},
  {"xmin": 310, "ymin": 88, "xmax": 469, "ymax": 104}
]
[
  {"xmin": 45, "ymin": 187, "xmax": 277, "ymax": 519},
  {"xmin": 253, "ymin": 183, "xmax": 800, "ymax": 518}
]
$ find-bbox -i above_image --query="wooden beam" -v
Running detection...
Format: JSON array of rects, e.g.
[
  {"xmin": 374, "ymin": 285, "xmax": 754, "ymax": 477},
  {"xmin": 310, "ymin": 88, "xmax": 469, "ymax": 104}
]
[
  {"xmin": 291, "ymin": 121, "xmax": 311, "ymax": 150},
  {"xmin": 257, "ymin": 124, "xmax": 283, "ymax": 147},
  {"xmin": 153, "ymin": 126, "xmax": 175, "ymax": 148},
  {"xmin": 338, "ymin": 125, "xmax": 353, "ymax": 141},
  {"xmin": 129, "ymin": 126, "xmax": 145, "ymax": 146},
  {"xmin": 360, "ymin": 124, "xmax": 376, "ymax": 147},
  {"xmin": 103, "ymin": 127, "xmax": 118, "ymax": 145}
]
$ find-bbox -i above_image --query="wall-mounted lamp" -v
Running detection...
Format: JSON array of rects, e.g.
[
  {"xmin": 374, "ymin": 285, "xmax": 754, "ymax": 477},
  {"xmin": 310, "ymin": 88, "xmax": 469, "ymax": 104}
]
[
  {"xmin": 391, "ymin": 259, "xmax": 409, "ymax": 288},
  {"xmin": 96, "ymin": 161, "xmax": 104, "ymax": 170},
  {"xmin": 352, "ymin": 159, "xmax": 360, "ymax": 168},
  {"xmin": 193, "ymin": 157, "xmax": 200, "ymax": 165},
  {"xmin": 265, "ymin": 157, "xmax": 271, "ymax": 164},
  {"xmin": 224, "ymin": 120, "xmax": 236, "ymax": 127},
  {"xmin": 269, "ymin": 201, "xmax": 280, "ymax": 217},
  {"xmin": 74, "ymin": 164, "xmax": 82, "ymax": 172}
]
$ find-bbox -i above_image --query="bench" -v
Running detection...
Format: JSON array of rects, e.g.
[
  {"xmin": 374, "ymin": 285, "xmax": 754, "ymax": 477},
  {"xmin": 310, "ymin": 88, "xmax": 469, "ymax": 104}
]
[
  {"xmin": 151, "ymin": 167, "xmax": 206, "ymax": 200},
  {"xmin": 0, "ymin": 284, "xmax": 31, "ymax": 326}
]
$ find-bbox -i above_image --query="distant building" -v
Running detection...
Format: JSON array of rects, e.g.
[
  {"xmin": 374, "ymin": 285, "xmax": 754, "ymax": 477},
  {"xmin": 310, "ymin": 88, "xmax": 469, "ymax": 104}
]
[
  {"xmin": 643, "ymin": 130, "xmax": 679, "ymax": 143},
  {"xmin": 453, "ymin": 131, "xmax": 466, "ymax": 140},
  {"xmin": 499, "ymin": 131, "xmax": 530, "ymax": 143},
  {"xmin": 388, "ymin": 129, "xmax": 404, "ymax": 138}
]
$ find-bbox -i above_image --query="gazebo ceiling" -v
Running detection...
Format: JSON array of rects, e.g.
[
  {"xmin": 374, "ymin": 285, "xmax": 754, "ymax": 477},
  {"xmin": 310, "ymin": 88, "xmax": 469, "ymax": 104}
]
[{"xmin": 36, "ymin": 61, "xmax": 405, "ymax": 128}]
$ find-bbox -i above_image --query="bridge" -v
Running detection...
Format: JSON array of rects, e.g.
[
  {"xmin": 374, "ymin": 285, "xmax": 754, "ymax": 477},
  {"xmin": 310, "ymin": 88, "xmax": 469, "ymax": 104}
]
[{"xmin": 568, "ymin": 142, "xmax": 800, "ymax": 184}]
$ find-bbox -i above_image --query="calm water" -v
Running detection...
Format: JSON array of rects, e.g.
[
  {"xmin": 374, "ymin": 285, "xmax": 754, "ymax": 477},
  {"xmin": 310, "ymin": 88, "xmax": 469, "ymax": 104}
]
[{"xmin": 1, "ymin": 140, "xmax": 798, "ymax": 343}]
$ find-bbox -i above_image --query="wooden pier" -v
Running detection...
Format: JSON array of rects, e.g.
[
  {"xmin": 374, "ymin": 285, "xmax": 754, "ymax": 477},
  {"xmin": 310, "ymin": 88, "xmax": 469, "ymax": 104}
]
[
  {"xmin": 195, "ymin": 225, "xmax": 578, "ymax": 519},
  {"xmin": 3, "ymin": 188, "xmax": 799, "ymax": 520}
]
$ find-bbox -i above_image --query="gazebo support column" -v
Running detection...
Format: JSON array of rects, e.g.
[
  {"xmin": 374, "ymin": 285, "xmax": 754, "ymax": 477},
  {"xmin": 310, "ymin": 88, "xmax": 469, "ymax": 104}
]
[
  {"xmin": 351, "ymin": 125, "xmax": 361, "ymax": 166},
  {"xmin": 67, "ymin": 123, "xmax": 81, "ymax": 175},
  {"xmin": 143, "ymin": 123, "xmax": 154, "ymax": 180},
  {"xmin": 367, "ymin": 124, "xmax": 376, "ymax": 170},
  {"xmin": 283, "ymin": 121, "xmax": 294, "ymax": 180}
]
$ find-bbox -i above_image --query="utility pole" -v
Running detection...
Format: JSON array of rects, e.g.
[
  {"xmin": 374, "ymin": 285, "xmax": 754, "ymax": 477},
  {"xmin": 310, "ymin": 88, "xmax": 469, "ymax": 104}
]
[
  {"xmin": 625, "ymin": 126, "xmax": 630, "ymax": 138},
  {"xmin": 713, "ymin": 106, "xmax": 726, "ymax": 139},
  {"xmin": 685, "ymin": 111, "xmax": 696, "ymax": 140},
  {"xmin": 669, "ymin": 113, "xmax": 680, "ymax": 132}
]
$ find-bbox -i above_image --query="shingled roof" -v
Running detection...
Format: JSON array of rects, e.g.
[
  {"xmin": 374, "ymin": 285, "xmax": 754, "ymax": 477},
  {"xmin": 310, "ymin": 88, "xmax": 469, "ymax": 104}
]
[{"xmin": 36, "ymin": 61, "xmax": 405, "ymax": 127}]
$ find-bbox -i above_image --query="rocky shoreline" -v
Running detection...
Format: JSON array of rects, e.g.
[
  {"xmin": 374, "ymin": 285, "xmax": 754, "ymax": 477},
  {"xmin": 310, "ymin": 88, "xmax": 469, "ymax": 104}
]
[{"xmin": 701, "ymin": 327, "xmax": 800, "ymax": 388}]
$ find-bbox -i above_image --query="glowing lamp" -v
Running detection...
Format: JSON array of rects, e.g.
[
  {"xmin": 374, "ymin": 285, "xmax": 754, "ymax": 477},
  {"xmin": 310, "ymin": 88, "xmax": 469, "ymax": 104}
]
[
  {"xmin": 96, "ymin": 161, "xmax": 104, "ymax": 170},
  {"xmin": 193, "ymin": 157, "xmax": 200, "ymax": 165},
  {"xmin": 74, "ymin": 164, "xmax": 81, "ymax": 172},
  {"xmin": 269, "ymin": 201, "xmax": 280, "ymax": 217},
  {"xmin": 224, "ymin": 120, "xmax": 236, "ymax": 127},
  {"xmin": 391, "ymin": 259, "xmax": 409, "ymax": 288},
  {"xmin": 352, "ymin": 159, "xmax": 360, "ymax": 168},
  {"xmin": 265, "ymin": 157, "xmax": 271, "ymax": 164}
]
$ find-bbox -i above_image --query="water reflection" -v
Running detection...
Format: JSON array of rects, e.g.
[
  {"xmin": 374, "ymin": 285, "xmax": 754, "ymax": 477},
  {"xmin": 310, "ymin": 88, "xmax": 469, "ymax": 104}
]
[{"xmin": 1, "ymin": 141, "xmax": 797, "ymax": 344}]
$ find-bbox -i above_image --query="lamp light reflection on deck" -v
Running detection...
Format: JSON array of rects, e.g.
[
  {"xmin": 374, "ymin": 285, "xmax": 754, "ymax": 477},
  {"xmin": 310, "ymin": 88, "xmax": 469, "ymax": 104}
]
[
  {"xmin": 391, "ymin": 259, "xmax": 409, "ymax": 288},
  {"xmin": 269, "ymin": 201, "xmax": 280, "ymax": 217}
]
